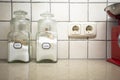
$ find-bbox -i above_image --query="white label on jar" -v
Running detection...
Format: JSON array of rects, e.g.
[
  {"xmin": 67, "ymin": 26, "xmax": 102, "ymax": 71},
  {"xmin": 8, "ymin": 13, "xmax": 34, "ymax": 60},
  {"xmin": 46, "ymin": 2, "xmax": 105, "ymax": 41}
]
[
  {"xmin": 42, "ymin": 43, "xmax": 51, "ymax": 49},
  {"xmin": 13, "ymin": 42, "xmax": 22, "ymax": 49}
]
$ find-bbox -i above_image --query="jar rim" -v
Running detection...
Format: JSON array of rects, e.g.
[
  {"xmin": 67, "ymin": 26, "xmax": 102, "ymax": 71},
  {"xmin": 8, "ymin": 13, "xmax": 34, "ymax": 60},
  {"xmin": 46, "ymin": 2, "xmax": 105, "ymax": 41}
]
[
  {"xmin": 14, "ymin": 10, "xmax": 27, "ymax": 16},
  {"xmin": 40, "ymin": 12, "xmax": 54, "ymax": 17}
]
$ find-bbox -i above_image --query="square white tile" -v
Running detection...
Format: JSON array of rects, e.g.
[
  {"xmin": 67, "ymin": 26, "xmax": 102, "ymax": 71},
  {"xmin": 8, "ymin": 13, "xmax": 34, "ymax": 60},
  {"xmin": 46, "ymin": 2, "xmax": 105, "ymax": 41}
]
[
  {"xmin": 108, "ymin": 0, "xmax": 120, "ymax": 2},
  {"xmin": 12, "ymin": 0, "xmax": 30, "ymax": 1},
  {"xmin": 90, "ymin": 22, "xmax": 106, "ymax": 40},
  {"xmin": 32, "ymin": 0, "xmax": 49, "ymax": 2},
  {"xmin": 0, "ymin": 41, "xmax": 7, "ymax": 59},
  {"xmin": 13, "ymin": 3, "xmax": 31, "ymax": 19},
  {"xmin": 0, "ymin": 22, "xmax": 10, "ymax": 40},
  {"xmin": 31, "ymin": 41, "xmax": 36, "ymax": 58},
  {"xmin": 69, "ymin": 38, "xmax": 87, "ymax": 41},
  {"xmin": 88, "ymin": 41, "xmax": 106, "ymax": 59},
  {"xmin": 51, "ymin": 0, "xmax": 68, "ymax": 2},
  {"xmin": 107, "ymin": 41, "xmax": 111, "ymax": 58},
  {"xmin": 89, "ymin": 3, "xmax": 107, "ymax": 21},
  {"xmin": 70, "ymin": 3, "xmax": 87, "ymax": 21},
  {"xmin": 107, "ymin": 22, "xmax": 118, "ymax": 40},
  {"xmin": 0, "ymin": 3, "xmax": 11, "ymax": 20},
  {"xmin": 32, "ymin": 3, "xmax": 50, "ymax": 21},
  {"xmin": 89, "ymin": 0, "xmax": 107, "ymax": 2},
  {"xmin": 51, "ymin": 3, "xmax": 69, "ymax": 21},
  {"xmin": 58, "ymin": 41, "xmax": 68, "ymax": 59},
  {"xmin": 70, "ymin": 0, "xmax": 88, "ymax": 2},
  {"xmin": 57, "ymin": 22, "xmax": 68, "ymax": 40},
  {"xmin": 70, "ymin": 41, "xmax": 87, "ymax": 59},
  {"xmin": 32, "ymin": 22, "xmax": 37, "ymax": 40}
]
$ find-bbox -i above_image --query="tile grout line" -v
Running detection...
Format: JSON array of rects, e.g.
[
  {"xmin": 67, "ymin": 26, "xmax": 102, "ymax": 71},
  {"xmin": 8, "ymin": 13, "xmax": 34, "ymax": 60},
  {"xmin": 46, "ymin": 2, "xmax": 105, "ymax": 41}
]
[
  {"xmin": 4, "ymin": 1, "xmax": 109, "ymax": 3},
  {"xmin": 68, "ymin": 0, "xmax": 70, "ymax": 59},
  {"xmin": 0, "ymin": 20, "xmax": 10, "ymax": 22},
  {"xmin": 29, "ymin": 39, "xmax": 107, "ymax": 41},
  {"xmin": 68, "ymin": 38, "xmax": 70, "ymax": 59},
  {"xmin": 28, "ymin": 0, "xmax": 32, "ymax": 79},
  {"xmin": 87, "ymin": 0, "xmax": 89, "ymax": 22},
  {"xmin": 87, "ymin": 38, "xmax": 89, "ymax": 59},
  {"xmin": 11, "ymin": 0, "xmax": 13, "ymax": 19},
  {"xmin": 0, "ymin": 20, "xmax": 113, "ymax": 22},
  {"xmin": 30, "ymin": 0, "xmax": 32, "ymax": 33},
  {"xmin": 0, "ymin": 40, "xmax": 8, "ymax": 41},
  {"xmin": 27, "ymin": 20, "xmax": 111, "ymax": 22},
  {"xmin": 68, "ymin": 0, "xmax": 70, "ymax": 22},
  {"xmin": 87, "ymin": 0, "xmax": 89, "ymax": 59},
  {"xmin": 0, "ymin": 1, "xmax": 11, "ymax": 3},
  {"xmin": 50, "ymin": 0, "xmax": 51, "ymax": 13},
  {"xmin": 8, "ymin": 0, "xmax": 12, "ymax": 42},
  {"xmin": 30, "ymin": 0, "xmax": 33, "ymax": 59},
  {"xmin": 106, "ymin": 0, "xmax": 109, "ymax": 59}
]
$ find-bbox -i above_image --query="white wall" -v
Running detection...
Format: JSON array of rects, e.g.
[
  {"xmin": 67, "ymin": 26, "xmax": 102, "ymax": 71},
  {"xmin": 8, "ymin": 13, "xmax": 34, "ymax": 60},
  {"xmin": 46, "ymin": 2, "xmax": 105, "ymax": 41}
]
[{"xmin": 0, "ymin": 0, "xmax": 119, "ymax": 59}]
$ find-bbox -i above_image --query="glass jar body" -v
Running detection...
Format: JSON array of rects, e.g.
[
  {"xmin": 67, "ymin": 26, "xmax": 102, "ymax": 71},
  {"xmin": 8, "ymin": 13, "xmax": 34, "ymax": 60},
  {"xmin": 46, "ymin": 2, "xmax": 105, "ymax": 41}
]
[
  {"xmin": 36, "ymin": 13, "xmax": 57, "ymax": 63},
  {"xmin": 8, "ymin": 11, "xmax": 30, "ymax": 62}
]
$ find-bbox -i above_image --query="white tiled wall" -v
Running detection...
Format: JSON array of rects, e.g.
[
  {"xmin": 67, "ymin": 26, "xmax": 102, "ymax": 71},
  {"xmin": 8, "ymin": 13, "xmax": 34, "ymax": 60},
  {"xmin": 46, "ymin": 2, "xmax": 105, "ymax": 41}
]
[
  {"xmin": 70, "ymin": 41, "xmax": 87, "ymax": 59},
  {"xmin": 32, "ymin": 3, "xmax": 50, "ymax": 21},
  {"xmin": 51, "ymin": 0, "xmax": 68, "ymax": 2},
  {"xmin": 108, "ymin": 0, "xmax": 120, "ymax": 2},
  {"xmin": 0, "ymin": 0, "xmax": 11, "ymax": 1},
  {"xmin": 32, "ymin": 0, "xmax": 49, "ymax": 2},
  {"xmin": 88, "ymin": 41, "xmax": 106, "ymax": 59},
  {"xmin": 90, "ymin": 22, "xmax": 106, "ymax": 40},
  {"xmin": 89, "ymin": 3, "xmax": 106, "ymax": 21},
  {"xmin": 51, "ymin": 3, "xmax": 69, "ymax": 21},
  {"xmin": 57, "ymin": 22, "xmax": 68, "ymax": 40},
  {"xmin": 0, "ymin": 3, "xmax": 11, "ymax": 20},
  {"xmin": 0, "ymin": 22, "xmax": 10, "ymax": 40},
  {"xmin": 70, "ymin": 3, "xmax": 87, "ymax": 21},
  {"xmin": 32, "ymin": 22, "xmax": 37, "ymax": 40},
  {"xmin": 70, "ymin": 0, "xmax": 87, "ymax": 2},
  {"xmin": 12, "ymin": 0, "xmax": 30, "ymax": 2},
  {"xmin": 89, "ymin": 0, "xmax": 107, "ymax": 2},
  {"xmin": 0, "ymin": 41, "xmax": 8, "ymax": 59},
  {"xmin": 58, "ymin": 41, "xmax": 68, "ymax": 59},
  {"xmin": 13, "ymin": 3, "xmax": 31, "ymax": 19},
  {"xmin": 0, "ymin": 0, "xmax": 118, "ymax": 59}
]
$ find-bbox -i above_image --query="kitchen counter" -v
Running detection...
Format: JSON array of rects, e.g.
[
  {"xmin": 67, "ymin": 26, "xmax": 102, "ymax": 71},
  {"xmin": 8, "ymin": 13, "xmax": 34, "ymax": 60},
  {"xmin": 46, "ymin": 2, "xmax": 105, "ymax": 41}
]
[{"xmin": 0, "ymin": 60, "xmax": 120, "ymax": 80}]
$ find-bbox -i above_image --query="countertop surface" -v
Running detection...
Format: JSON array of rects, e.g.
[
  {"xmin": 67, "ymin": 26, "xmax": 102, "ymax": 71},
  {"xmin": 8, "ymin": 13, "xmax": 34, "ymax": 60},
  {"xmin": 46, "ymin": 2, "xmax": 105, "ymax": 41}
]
[{"xmin": 0, "ymin": 60, "xmax": 120, "ymax": 80}]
